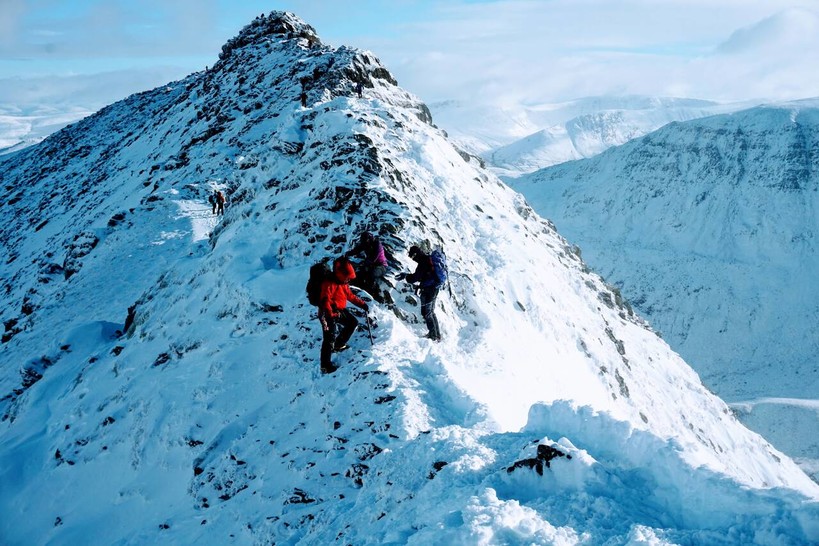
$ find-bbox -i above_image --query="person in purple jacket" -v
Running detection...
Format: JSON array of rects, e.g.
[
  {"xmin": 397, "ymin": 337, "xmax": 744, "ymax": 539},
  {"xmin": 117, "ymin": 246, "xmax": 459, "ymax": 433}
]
[{"xmin": 346, "ymin": 232, "xmax": 388, "ymax": 303}]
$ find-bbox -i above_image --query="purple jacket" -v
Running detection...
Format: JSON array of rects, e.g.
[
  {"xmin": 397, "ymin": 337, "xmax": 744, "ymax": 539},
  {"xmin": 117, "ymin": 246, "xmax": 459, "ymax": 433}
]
[{"xmin": 350, "ymin": 238, "xmax": 387, "ymax": 267}]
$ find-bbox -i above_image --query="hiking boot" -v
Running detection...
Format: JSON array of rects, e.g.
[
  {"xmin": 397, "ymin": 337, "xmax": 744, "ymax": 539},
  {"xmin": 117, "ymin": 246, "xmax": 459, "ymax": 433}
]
[
  {"xmin": 333, "ymin": 344, "xmax": 350, "ymax": 353},
  {"xmin": 321, "ymin": 364, "xmax": 339, "ymax": 374},
  {"xmin": 425, "ymin": 333, "xmax": 442, "ymax": 342}
]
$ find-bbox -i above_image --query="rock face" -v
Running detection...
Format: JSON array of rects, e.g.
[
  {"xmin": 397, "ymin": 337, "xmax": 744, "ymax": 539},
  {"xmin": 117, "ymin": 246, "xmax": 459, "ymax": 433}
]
[
  {"xmin": 0, "ymin": 11, "xmax": 817, "ymax": 546},
  {"xmin": 512, "ymin": 100, "xmax": 819, "ymax": 474}
]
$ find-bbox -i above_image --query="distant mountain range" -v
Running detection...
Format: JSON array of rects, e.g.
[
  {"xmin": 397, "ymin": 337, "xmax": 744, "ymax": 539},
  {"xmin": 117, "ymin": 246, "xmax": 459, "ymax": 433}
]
[
  {"xmin": 430, "ymin": 96, "xmax": 753, "ymax": 176},
  {"xmin": 0, "ymin": 67, "xmax": 190, "ymax": 155},
  {"xmin": 0, "ymin": 106, "xmax": 94, "ymax": 155}
]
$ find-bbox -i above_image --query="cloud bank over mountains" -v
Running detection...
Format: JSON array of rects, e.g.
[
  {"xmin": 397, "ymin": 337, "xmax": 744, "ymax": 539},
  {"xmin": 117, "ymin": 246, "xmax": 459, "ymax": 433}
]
[
  {"xmin": 383, "ymin": 3, "xmax": 819, "ymax": 104},
  {"xmin": 1, "ymin": 2, "xmax": 817, "ymax": 152}
]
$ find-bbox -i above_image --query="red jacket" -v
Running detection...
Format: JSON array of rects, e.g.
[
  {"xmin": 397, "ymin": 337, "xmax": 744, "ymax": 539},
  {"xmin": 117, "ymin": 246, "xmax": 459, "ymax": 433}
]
[
  {"xmin": 319, "ymin": 280, "xmax": 366, "ymax": 317},
  {"xmin": 319, "ymin": 259, "xmax": 366, "ymax": 317}
]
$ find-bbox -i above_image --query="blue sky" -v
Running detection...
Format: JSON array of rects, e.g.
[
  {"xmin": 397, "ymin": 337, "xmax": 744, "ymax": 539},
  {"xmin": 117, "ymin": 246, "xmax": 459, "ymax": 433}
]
[{"xmin": 1, "ymin": 0, "xmax": 818, "ymax": 108}]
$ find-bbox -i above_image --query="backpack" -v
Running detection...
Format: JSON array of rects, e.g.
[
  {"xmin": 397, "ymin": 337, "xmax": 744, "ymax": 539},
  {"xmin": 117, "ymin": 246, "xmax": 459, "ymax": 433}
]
[
  {"xmin": 306, "ymin": 261, "xmax": 332, "ymax": 306},
  {"xmin": 429, "ymin": 249, "xmax": 448, "ymax": 288}
]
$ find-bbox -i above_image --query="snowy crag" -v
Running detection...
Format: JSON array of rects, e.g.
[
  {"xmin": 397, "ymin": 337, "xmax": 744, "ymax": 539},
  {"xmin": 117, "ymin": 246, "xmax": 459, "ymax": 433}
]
[
  {"xmin": 512, "ymin": 102, "xmax": 819, "ymax": 481},
  {"xmin": 1, "ymin": 12, "xmax": 818, "ymax": 545}
]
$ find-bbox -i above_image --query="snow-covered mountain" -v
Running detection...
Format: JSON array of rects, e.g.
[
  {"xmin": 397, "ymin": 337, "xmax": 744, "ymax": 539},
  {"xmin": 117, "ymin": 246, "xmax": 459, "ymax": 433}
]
[
  {"xmin": 1, "ymin": 12, "xmax": 817, "ymax": 545},
  {"xmin": 512, "ymin": 101, "xmax": 819, "ymax": 481},
  {"xmin": 0, "ymin": 105, "xmax": 94, "ymax": 156},
  {"xmin": 429, "ymin": 97, "xmax": 748, "ymax": 177}
]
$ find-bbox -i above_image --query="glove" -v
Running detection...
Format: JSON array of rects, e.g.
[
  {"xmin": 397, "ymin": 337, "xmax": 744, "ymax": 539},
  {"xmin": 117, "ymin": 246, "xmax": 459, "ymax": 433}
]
[{"xmin": 395, "ymin": 272, "xmax": 406, "ymax": 281}]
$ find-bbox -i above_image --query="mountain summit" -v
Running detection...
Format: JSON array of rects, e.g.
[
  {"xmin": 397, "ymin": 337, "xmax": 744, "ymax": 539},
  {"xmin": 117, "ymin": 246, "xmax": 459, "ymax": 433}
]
[{"xmin": 1, "ymin": 12, "xmax": 817, "ymax": 545}]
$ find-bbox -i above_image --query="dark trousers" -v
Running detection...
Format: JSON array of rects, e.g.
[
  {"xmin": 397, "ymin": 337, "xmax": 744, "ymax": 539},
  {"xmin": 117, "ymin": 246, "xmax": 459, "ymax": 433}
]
[
  {"xmin": 419, "ymin": 286, "xmax": 441, "ymax": 340},
  {"xmin": 320, "ymin": 309, "xmax": 358, "ymax": 369}
]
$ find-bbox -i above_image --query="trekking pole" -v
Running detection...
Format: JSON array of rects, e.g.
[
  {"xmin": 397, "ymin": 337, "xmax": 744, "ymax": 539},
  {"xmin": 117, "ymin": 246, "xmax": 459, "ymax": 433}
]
[
  {"xmin": 348, "ymin": 286, "xmax": 375, "ymax": 345},
  {"xmin": 365, "ymin": 315, "xmax": 374, "ymax": 345}
]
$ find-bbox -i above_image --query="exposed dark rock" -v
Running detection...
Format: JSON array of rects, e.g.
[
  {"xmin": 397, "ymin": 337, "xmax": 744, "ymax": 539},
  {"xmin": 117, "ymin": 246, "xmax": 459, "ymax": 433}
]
[
  {"xmin": 63, "ymin": 231, "xmax": 100, "ymax": 279},
  {"xmin": 507, "ymin": 444, "xmax": 572, "ymax": 476},
  {"xmin": 107, "ymin": 212, "xmax": 127, "ymax": 228},
  {"xmin": 285, "ymin": 488, "xmax": 316, "ymax": 505},
  {"xmin": 354, "ymin": 443, "xmax": 383, "ymax": 461},
  {"xmin": 345, "ymin": 463, "xmax": 369, "ymax": 487},
  {"xmin": 615, "ymin": 369, "xmax": 630, "ymax": 398},
  {"xmin": 153, "ymin": 352, "xmax": 171, "ymax": 367},
  {"xmin": 121, "ymin": 304, "xmax": 137, "ymax": 337},
  {"xmin": 428, "ymin": 461, "xmax": 448, "ymax": 479}
]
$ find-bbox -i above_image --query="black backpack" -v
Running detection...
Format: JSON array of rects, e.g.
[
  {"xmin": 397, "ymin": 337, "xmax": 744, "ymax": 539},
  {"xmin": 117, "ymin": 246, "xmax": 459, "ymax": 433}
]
[{"xmin": 306, "ymin": 261, "xmax": 332, "ymax": 306}]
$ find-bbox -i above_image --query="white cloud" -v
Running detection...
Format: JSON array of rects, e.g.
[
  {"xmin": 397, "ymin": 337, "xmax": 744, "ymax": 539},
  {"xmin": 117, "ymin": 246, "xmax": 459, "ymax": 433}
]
[
  {"xmin": 0, "ymin": 0, "xmax": 24, "ymax": 47},
  {"xmin": 373, "ymin": 1, "xmax": 819, "ymax": 103},
  {"xmin": 0, "ymin": 0, "xmax": 223, "ymax": 60},
  {"xmin": 0, "ymin": 67, "xmax": 190, "ymax": 110},
  {"xmin": 1, "ymin": 0, "xmax": 817, "ymax": 120},
  {"xmin": 714, "ymin": 7, "xmax": 819, "ymax": 54}
]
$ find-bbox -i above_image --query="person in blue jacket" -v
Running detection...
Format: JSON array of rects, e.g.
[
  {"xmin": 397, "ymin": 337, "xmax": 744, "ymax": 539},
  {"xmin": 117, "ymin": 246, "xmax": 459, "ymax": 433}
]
[{"xmin": 399, "ymin": 245, "xmax": 442, "ymax": 341}]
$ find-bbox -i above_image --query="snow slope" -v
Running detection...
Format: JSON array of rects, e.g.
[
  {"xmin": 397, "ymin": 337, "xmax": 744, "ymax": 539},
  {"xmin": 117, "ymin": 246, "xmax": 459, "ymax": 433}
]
[
  {"xmin": 1, "ymin": 12, "xmax": 817, "ymax": 545},
  {"xmin": 512, "ymin": 101, "xmax": 819, "ymax": 481},
  {"xmin": 429, "ymin": 97, "xmax": 746, "ymax": 176}
]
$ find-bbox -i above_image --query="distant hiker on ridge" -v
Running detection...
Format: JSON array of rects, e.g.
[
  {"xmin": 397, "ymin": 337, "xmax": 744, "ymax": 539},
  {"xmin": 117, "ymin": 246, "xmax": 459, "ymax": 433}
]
[
  {"xmin": 397, "ymin": 245, "xmax": 447, "ymax": 342},
  {"xmin": 346, "ymin": 232, "xmax": 388, "ymax": 303},
  {"xmin": 213, "ymin": 190, "xmax": 226, "ymax": 215},
  {"xmin": 317, "ymin": 257, "xmax": 369, "ymax": 374}
]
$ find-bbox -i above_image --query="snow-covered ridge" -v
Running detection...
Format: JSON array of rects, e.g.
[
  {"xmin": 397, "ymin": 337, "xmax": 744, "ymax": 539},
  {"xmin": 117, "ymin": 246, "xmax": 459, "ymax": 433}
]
[{"xmin": 1, "ymin": 11, "xmax": 817, "ymax": 545}]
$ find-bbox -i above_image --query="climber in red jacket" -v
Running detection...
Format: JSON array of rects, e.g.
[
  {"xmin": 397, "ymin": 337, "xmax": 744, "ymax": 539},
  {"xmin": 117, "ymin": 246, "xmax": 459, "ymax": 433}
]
[{"xmin": 318, "ymin": 257, "xmax": 369, "ymax": 374}]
